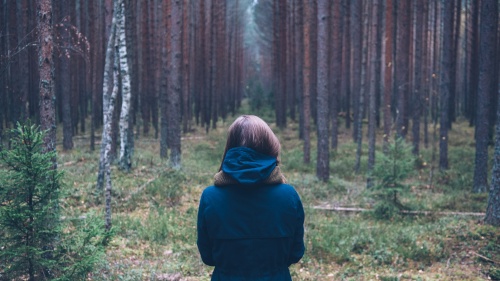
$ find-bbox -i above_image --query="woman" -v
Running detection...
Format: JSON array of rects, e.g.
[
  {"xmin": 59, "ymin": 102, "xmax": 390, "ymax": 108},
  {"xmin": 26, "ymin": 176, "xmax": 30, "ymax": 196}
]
[{"xmin": 197, "ymin": 115, "xmax": 305, "ymax": 280}]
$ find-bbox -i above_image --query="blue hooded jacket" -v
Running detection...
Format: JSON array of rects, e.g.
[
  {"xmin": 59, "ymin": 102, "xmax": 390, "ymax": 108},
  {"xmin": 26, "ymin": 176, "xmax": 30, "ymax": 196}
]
[{"xmin": 197, "ymin": 147, "xmax": 305, "ymax": 281}]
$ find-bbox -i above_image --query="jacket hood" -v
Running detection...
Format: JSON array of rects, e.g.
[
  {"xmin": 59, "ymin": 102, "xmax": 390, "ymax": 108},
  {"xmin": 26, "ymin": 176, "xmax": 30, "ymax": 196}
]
[{"xmin": 221, "ymin": 147, "xmax": 277, "ymax": 185}]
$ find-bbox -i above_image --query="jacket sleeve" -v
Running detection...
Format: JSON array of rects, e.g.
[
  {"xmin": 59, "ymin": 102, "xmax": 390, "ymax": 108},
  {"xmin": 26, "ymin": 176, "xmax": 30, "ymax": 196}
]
[
  {"xmin": 197, "ymin": 192, "xmax": 215, "ymax": 266},
  {"xmin": 288, "ymin": 192, "xmax": 305, "ymax": 266}
]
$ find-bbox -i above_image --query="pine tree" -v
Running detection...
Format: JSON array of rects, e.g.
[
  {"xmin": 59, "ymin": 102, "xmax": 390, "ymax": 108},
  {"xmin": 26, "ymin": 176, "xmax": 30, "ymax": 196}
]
[
  {"xmin": 0, "ymin": 122, "xmax": 111, "ymax": 280},
  {"xmin": 0, "ymin": 122, "xmax": 61, "ymax": 279}
]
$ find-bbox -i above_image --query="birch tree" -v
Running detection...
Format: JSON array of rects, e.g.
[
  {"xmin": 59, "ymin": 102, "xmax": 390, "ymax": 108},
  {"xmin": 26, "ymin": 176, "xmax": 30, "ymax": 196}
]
[
  {"xmin": 116, "ymin": 0, "xmax": 132, "ymax": 172},
  {"xmin": 97, "ymin": 7, "xmax": 117, "ymax": 191}
]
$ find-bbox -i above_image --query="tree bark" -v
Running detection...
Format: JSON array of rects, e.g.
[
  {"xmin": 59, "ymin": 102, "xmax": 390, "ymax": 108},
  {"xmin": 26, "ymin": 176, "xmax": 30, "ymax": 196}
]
[
  {"xmin": 439, "ymin": 0, "xmax": 453, "ymax": 170},
  {"xmin": 97, "ymin": 15, "xmax": 117, "ymax": 190},
  {"xmin": 330, "ymin": 0, "xmax": 342, "ymax": 150},
  {"xmin": 395, "ymin": 0, "xmax": 410, "ymax": 139},
  {"xmin": 367, "ymin": 0, "xmax": 379, "ymax": 188},
  {"xmin": 167, "ymin": 0, "xmax": 182, "ymax": 168},
  {"xmin": 316, "ymin": 0, "xmax": 330, "ymax": 182},
  {"xmin": 116, "ymin": 0, "xmax": 132, "ymax": 172},
  {"xmin": 37, "ymin": 0, "xmax": 57, "ymax": 156},
  {"xmin": 160, "ymin": 0, "xmax": 170, "ymax": 159},
  {"xmin": 60, "ymin": 3, "xmax": 74, "ymax": 150},
  {"xmin": 485, "ymin": 0, "xmax": 500, "ymax": 222},
  {"xmin": 302, "ymin": 0, "xmax": 311, "ymax": 164},
  {"xmin": 474, "ymin": 0, "xmax": 498, "ymax": 193}
]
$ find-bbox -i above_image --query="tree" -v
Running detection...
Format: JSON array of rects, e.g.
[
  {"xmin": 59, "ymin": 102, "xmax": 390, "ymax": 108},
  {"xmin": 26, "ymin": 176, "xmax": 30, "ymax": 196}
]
[
  {"xmin": 97, "ymin": 8, "xmax": 117, "ymax": 191},
  {"xmin": 302, "ymin": 0, "xmax": 312, "ymax": 164},
  {"xmin": 395, "ymin": 0, "xmax": 410, "ymax": 139},
  {"xmin": 316, "ymin": 0, "xmax": 330, "ymax": 181},
  {"xmin": 351, "ymin": 0, "xmax": 362, "ymax": 143},
  {"xmin": 167, "ymin": 0, "xmax": 182, "ymax": 168},
  {"xmin": 367, "ymin": 0, "xmax": 380, "ymax": 187},
  {"xmin": 59, "ymin": 3, "xmax": 74, "ymax": 151},
  {"xmin": 0, "ymin": 123, "xmax": 111, "ymax": 280},
  {"xmin": 486, "ymin": 90, "xmax": 500, "ymax": 226},
  {"xmin": 439, "ymin": 0, "xmax": 453, "ymax": 170},
  {"xmin": 383, "ymin": 0, "xmax": 393, "ymax": 152},
  {"xmin": 330, "ymin": 0, "xmax": 342, "ymax": 150},
  {"xmin": 0, "ymin": 123, "xmax": 61, "ymax": 280},
  {"xmin": 473, "ymin": 0, "xmax": 498, "ymax": 193},
  {"xmin": 116, "ymin": 0, "xmax": 132, "ymax": 172},
  {"xmin": 37, "ymin": 0, "xmax": 56, "ymax": 155}
]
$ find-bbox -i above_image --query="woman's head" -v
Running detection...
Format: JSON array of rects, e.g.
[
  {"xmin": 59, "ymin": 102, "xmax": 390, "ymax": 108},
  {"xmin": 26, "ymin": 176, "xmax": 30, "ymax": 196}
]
[{"xmin": 222, "ymin": 115, "xmax": 281, "ymax": 161}]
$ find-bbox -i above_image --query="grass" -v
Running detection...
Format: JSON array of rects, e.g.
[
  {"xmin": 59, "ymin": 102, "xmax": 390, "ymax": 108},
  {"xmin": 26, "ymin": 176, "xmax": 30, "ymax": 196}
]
[{"xmin": 51, "ymin": 112, "xmax": 499, "ymax": 280}]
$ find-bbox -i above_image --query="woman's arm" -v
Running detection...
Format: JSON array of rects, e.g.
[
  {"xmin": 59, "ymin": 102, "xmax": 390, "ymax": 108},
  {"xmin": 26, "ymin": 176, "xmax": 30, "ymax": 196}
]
[
  {"xmin": 288, "ymin": 193, "xmax": 305, "ymax": 265},
  {"xmin": 197, "ymin": 192, "xmax": 215, "ymax": 266}
]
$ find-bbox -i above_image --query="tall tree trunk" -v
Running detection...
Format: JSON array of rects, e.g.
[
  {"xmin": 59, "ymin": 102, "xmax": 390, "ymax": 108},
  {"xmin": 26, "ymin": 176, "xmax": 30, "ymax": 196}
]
[
  {"xmin": 439, "ymin": 0, "xmax": 453, "ymax": 170},
  {"xmin": 97, "ymin": 17, "xmax": 117, "ymax": 190},
  {"xmin": 316, "ymin": 0, "xmax": 330, "ymax": 182},
  {"xmin": 116, "ymin": 0, "xmax": 132, "ymax": 172},
  {"xmin": 60, "ymin": 3, "xmax": 74, "ymax": 150},
  {"xmin": 160, "ymin": 0, "xmax": 169, "ymax": 159},
  {"xmin": 341, "ymin": 0, "xmax": 351, "ymax": 130},
  {"xmin": 17, "ymin": 0, "xmax": 29, "ymax": 120},
  {"xmin": 485, "ymin": 2, "xmax": 500, "ymax": 223},
  {"xmin": 168, "ymin": 0, "xmax": 182, "ymax": 168},
  {"xmin": 37, "ymin": 0, "xmax": 56, "ymax": 155},
  {"xmin": 412, "ymin": 0, "xmax": 423, "ymax": 155},
  {"xmin": 367, "ymin": 0, "xmax": 379, "ymax": 188},
  {"xmin": 302, "ymin": 0, "xmax": 312, "ymax": 164},
  {"xmin": 295, "ymin": 0, "xmax": 305, "ymax": 139},
  {"xmin": 395, "ymin": 0, "xmax": 410, "ymax": 139},
  {"xmin": 351, "ymin": 0, "xmax": 362, "ymax": 142},
  {"xmin": 105, "ymin": 41, "xmax": 119, "ymax": 231},
  {"xmin": 354, "ymin": 0, "xmax": 367, "ymax": 173},
  {"xmin": 473, "ymin": 0, "xmax": 498, "ymax": 193},
  {"xmin": 330, "ymin": 0, "xmax": 342, "ymax": 150}
]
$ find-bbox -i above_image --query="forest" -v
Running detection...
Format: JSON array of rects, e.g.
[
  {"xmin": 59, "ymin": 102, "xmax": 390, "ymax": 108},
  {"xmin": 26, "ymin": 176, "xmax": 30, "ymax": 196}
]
[{"xmin": 0, "ymin": 0, "xmax": 500, "ymax": 280}]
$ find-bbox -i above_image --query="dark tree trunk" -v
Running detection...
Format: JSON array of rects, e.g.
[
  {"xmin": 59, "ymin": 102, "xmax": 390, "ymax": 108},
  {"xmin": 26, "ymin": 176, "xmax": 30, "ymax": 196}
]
[
  {"xmin": 367, "ymin": 0, "xmax": 380, "ymax": 188},
  {"xmin": 395, "ymin": 0, "xmax": 410, "ymax": 139},
  {"xmin": 302, "ymin": 0, "xmax": 312, "ymax": 164},
  {"xmin": 37, "ymin": 0, "xmax": 56, "ymax": 155},
  {"xmin": 295, "ymin": 0, "xmax": 305, "ymax": 140},
  {"xmin": 341, "ymin": 0, "xmax": 351, "ymax": 130},
  {"xmin": 412, "ymin": 0, "xmax": 424, "ymax": 155},
  {"xmin": 439, "ymin": 0, "xmax": 453, "ymax": 170},
  {"xmin": 168, "ymin": 0, "xmax": 182, "ymax": 168},
  {"xmin": 316, "ymin": 0, "xmax": 330, "ymax": 182},
  {"xmin": 351, "ymin": 0, "xmax": 362, "ymax": 143},
  {"xmin": 485, "ymin": 0, "xmax": 500, "ymax": 222},
  {"xmin": 473, "ymin": 0, "xmax": 498, "ymax": 193},
  {"xmin": 60, "ymin": 2, "xmax": 74, "ymax": 150},
  {"xmin": 330, "ymin": 0, "xmax": 342, "ymax": 150},
  {"xmin": 160, "ymin": 0, "xmax": 169, "ymax": 158}
]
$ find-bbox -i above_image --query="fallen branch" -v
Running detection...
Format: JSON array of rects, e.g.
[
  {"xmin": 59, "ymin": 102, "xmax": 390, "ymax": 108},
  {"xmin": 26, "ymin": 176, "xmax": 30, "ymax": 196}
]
[
  {"xmin": 471, "ymin": 251, "xmax": 500, "ymax": 264},
  {"xmin": 312, "ymin": 206, "xmax": 485, "ymax": 217}
]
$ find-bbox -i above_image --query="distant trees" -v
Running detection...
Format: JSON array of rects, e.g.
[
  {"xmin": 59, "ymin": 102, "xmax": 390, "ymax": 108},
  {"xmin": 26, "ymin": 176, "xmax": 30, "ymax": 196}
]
[
  {"xmin": 248, "ymin": 0, "xmax": 500, "ymax": 191},
  {"xmin": 0, "ymin": 0, "xmax": 499, "ymax": 192}
]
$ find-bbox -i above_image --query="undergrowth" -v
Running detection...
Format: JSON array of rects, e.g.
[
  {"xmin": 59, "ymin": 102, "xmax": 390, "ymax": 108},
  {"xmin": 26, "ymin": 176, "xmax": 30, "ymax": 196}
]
[{"xmin": 51, "ymin": 115, "xmax": 497, "ymax": 281}]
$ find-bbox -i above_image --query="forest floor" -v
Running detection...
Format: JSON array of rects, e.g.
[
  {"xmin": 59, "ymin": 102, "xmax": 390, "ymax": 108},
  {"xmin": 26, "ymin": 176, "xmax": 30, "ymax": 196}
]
[{"xmin": 58, "ymin": 110, "xmax": 499, "ymax": 281}]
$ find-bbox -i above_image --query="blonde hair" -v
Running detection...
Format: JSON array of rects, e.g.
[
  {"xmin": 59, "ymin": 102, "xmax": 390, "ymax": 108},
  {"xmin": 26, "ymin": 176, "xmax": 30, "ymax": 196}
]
[{"xmin": 220, "ymin": 115, "xmax": 281, "ymax": 170}]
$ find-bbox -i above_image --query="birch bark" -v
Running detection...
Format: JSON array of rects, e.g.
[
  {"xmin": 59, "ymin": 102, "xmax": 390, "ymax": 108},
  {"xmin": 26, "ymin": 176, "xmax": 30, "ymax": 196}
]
[
  {"xmin": 97, "ymin": 10, "xmax": 117, "ymax": 190},
  {"xmin": 116, "ymin": 0, "xmax": 132, "ymax": 172}
]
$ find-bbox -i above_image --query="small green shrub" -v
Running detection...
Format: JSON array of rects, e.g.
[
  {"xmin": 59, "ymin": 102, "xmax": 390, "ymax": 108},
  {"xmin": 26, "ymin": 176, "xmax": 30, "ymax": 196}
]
[
  {"xmin": 371, "ymin": 137, "xmax": 416, "ymax": 218},
  {"xmin": 0, "ymin": 122, "xmax": 110, "ymax": 280}
]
